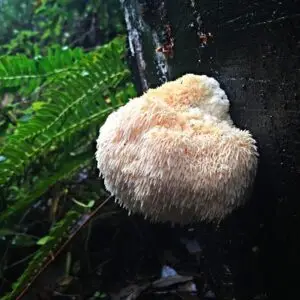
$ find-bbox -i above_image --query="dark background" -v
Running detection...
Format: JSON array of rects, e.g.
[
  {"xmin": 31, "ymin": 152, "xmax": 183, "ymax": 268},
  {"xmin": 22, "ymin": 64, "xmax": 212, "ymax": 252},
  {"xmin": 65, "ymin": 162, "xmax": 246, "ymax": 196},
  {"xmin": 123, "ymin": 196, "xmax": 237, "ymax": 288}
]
[{"xmin": 121, "ymin": 0, "xmax": 300, "ymax": 298}]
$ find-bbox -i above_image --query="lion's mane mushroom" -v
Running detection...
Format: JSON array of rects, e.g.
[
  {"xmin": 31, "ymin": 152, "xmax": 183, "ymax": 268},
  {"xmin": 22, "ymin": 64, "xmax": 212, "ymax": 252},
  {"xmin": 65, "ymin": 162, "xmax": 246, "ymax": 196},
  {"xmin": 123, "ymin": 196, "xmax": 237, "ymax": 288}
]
[{"xmin": 95, "ymin": 74, "xmax": 258, "ymax": 224}]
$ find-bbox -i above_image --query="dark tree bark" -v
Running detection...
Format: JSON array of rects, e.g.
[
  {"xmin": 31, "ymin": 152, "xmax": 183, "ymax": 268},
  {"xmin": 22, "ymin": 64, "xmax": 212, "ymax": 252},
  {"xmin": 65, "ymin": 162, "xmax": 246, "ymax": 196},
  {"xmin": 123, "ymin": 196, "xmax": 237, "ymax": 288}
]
[{"xmin": 120, "ymin": 0, "xmax": 300, "ymax": 299}]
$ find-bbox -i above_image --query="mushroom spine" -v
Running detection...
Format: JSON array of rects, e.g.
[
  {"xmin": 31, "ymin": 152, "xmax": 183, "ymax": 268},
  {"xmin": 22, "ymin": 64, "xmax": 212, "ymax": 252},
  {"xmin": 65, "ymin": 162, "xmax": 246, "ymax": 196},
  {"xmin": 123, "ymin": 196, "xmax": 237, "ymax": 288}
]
[{"xmin": 95, "ymin": 74, "xmax": 258, "ymax": 224}]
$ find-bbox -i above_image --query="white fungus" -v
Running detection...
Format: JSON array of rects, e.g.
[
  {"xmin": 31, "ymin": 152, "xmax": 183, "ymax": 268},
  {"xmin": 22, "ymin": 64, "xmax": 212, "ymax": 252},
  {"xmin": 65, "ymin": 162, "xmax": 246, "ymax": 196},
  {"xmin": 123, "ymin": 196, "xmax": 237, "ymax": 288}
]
[{"xmin": 95, "ymin": 74, "xmax": 258, "ymax": 224}]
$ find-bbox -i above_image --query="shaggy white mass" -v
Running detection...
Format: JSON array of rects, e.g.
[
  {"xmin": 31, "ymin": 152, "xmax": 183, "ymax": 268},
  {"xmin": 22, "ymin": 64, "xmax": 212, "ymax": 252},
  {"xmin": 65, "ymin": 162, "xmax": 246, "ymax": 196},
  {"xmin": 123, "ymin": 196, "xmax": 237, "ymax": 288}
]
[{"xmin": 95, "ymin": 74, "xmax": 258, "ymax": 224}]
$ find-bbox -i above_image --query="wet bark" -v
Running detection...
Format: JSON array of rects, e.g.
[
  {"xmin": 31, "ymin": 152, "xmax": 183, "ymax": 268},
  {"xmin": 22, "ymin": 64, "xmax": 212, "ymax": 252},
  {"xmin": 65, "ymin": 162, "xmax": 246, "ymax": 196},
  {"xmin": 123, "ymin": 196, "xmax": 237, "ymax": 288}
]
[{"xmin": 120, "ymin": 0, "xmax": 300, "ymax": 299}]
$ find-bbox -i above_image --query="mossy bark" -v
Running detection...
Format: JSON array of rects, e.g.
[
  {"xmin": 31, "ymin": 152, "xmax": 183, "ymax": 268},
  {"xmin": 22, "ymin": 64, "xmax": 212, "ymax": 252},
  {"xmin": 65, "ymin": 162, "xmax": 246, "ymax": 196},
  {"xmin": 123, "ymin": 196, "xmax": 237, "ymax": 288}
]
[{"xmin": 120, "ymin": 0, "xmax": 300, "ymax": 298}]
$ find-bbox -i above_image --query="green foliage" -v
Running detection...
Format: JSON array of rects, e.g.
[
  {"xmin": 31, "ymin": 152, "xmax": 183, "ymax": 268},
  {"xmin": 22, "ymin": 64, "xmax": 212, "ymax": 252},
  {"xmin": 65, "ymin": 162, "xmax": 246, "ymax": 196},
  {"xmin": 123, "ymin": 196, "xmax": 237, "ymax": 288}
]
[
  {"xmin": 0, "ymin": 46, "xmax": 85, "ymax": 95},
  {"xmin": 0, "ymin": 1, "xmax": 34, "ymax": 47},
  {"xmin": 0, "ymin": 0, "xmax": 126, "ymax": 141},
  {"xmin": 0, "ymin": 36, "xmax": 136, "ymax": 299},
  {"xmin": 0, "ymin": 0, "xmax": 125, "ymax": 56},
  {"xmin": 0, "ymin": 2, "xmax": 134, "ymax": 298},
  {"xmin": 1, "ymin": 209, "xmax": 81, "ymax": 300},
  {"xmin": 0, "ymin": 151, "xmax": 92, "ymax": 226},
  {"xmin": 0, "ymin": 36, "xmax": 135, "ymax": 188}
]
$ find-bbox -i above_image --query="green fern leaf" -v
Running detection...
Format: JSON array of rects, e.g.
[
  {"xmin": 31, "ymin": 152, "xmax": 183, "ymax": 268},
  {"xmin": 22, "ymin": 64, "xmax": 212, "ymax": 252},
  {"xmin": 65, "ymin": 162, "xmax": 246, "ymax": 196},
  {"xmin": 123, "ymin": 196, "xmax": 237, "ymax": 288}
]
[
  {"xmin": 0, "ymin": 151, "xmax": 92, "ymax": 226},
  {"xmin": 0, "ymin": 37, "xmax": 135, "ymax": 188},
  {"xmin": 0, "ymin": 47, "xmax": 85, "ymax": 95}
]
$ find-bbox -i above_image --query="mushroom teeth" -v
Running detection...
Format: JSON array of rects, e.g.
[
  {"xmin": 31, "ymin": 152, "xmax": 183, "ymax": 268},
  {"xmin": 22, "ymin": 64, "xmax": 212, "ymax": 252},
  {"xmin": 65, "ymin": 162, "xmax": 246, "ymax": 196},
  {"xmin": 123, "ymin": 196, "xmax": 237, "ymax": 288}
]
[{"xmin": 95, "ymin": 74, "xmax": 258, "ymax": 224}]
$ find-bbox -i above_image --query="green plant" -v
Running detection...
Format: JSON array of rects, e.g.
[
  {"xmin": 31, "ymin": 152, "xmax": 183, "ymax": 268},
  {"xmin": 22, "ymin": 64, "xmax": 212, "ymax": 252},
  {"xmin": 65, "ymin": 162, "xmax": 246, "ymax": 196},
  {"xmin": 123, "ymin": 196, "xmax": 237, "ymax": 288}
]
[
  {"xmin": 0, "ymin": 36, "xmax": 136, "ymax": 299},
  {"xmin": 0, "ymin": 46, "xmax": 85, "ymax": 95},
  {"xmin": 0, "ymin": 0, "xmax": 125, "ymax": 56}
]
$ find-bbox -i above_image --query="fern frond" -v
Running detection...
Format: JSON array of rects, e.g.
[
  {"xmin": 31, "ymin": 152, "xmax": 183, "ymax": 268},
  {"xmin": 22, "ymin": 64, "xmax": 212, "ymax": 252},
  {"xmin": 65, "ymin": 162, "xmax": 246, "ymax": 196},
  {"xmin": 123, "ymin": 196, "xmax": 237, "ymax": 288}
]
[
  {"xmin": 0, "ymin": 47, "xmax": 84, "ymax": 95},
  {"xmin": 0, "ymin": 37, "xmax": 135, "ymax": 188},
  {"xmin": 0, "ymin": 151, "xmax": 92, "ymax": 226}
]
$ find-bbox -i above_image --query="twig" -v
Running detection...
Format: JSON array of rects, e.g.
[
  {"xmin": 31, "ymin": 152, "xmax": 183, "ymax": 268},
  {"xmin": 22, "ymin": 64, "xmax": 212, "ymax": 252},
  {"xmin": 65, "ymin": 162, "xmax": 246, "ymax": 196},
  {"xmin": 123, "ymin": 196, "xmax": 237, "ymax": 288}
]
[
  {"xmin": 4, "ymin": 253, "xmax": 36, "ymax": 271},
  {"xmin": 15, "ymin": 196, "xmax": 112, "ymax": 300}
]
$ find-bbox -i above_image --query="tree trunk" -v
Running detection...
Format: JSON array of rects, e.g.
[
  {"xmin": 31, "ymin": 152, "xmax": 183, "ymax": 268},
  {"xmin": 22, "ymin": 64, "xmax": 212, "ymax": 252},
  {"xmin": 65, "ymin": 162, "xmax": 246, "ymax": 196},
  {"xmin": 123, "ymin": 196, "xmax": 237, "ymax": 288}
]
[{"xmin": 120, "ymin": 0, "xmax": 300, "ymax": 299}]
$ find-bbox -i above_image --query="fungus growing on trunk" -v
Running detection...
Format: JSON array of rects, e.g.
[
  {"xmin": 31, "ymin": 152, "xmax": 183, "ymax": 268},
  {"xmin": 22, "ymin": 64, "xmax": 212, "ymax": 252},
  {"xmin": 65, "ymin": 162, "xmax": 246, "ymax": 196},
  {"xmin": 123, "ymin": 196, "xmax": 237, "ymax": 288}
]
[{"xmin": 95, "ymin": 74, "xmax": 258, "ymax": 224}]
